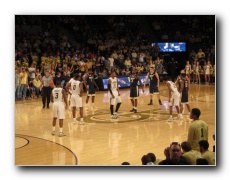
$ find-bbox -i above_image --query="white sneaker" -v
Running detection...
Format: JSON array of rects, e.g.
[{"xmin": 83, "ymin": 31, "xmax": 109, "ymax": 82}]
[
  {"xmin": 113, "ymin": 112, "xmax": 119, "ymax": 118},
  {"xmin": 167, "ymin": 117, "xmax": 173, "ymax": 122},
  {"xmin": 73, "ymin": 120, "xmax": 77, "ymax": 125},
  {"xmin": 179, "ymin": 115, "xmax": 183, "ymax": 120},
  {"xmin": 59, "ymin": 132, "xmax": 66, "ymax": 137},
  {"xmin": 79, "ymin": 120, "xmax": 85, "ymax": 125},
  {"xmin": 51, "ymin": 131, "xmax": 55, "ymax": 135}
]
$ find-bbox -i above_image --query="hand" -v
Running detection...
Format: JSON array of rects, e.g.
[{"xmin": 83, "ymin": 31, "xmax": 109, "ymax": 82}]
[
  {"xmin": 112, "ymin": 94, "xmax": 115, "ymax": 98},
  {"xmin": 118, "ymin": 92, "xmax": 120, "ymax": 96}
]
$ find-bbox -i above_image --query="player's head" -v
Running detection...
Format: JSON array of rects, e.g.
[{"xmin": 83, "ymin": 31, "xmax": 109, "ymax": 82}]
[
  {"xmin": 74, "ymin": 73, "xmax": 81, "ymax": 80},
  {"xmin": 162, "ymin": 76, "xmax": 170, "ymax": 83},
  {"xmin": 198, "ymin": 140, "xmax": 209, "ymax": 153},
  {"xmin": 181, "ymin": 141, "xmax": 192, "ymax": 153},
  {"xmin": 180, "ymin": 69, "xmax": 186, "ymax": 77},
  {"xmin": 169, "ymin": 142, "xmax": 182, "ymax": 162},
  {"xmin": 55, "ymin": 80, "xmax": 61, "ymax": 87},
  {"xmin": 149, "ymin": 67, "xmax": 154, "ymax": 73},
  {"xmin": 186, "ymin": 61, "xmax": 189, "ymax": 64},
  {"xmin": 190, "ymin": 108, "xmax": 201, "ymax": 119},
  {"xmin": 110, "ymin": 71, "xmax": 116, "ymax": 78}
]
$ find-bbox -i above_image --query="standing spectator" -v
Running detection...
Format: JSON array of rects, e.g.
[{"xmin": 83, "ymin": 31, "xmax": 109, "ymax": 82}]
[
  {"xmin": 181, "ymin": 141, "xmax": 202, "ymax": 165},
  {"xmin": 15, "ymin": 69, "xmax": 21, "ymax": 100},
  {"xmin": 155, "ymin": 57, "xmax": 163, "ymax": 75},
  {"xmin": 197, "ymin": 48, "xmax": 205, "ymax": 61},
  {"xmin": 158, "ymin": 142, "xmax": 188, "ymax": 165},
  {"xmin": 198, "ymin": 140, "xmax": 215, "ymax": 165},
  {"xmin": 19, "ymin": 67, "xmax": 28, "ymax": 100},
  {"xmin": 28, "ymin": 64, "xmax": 36, "ymax": 82},
  {"xmin": 168, "ymin": 57, "xmax": 178, "ymax": 82},
  {"xmin": 108, "ymin": 55, "xmax": 114, "ymax": 73},
  {"xmin": 188, "ymin": 108, "xmax": 208, "ymax": 151},
  {"xmin": 53, "ymin": 72, "xmax": 62, "ymax": 87},
  {"xmin": 40, "ymin": 71, "xmax": 53, "ymax": 108}
]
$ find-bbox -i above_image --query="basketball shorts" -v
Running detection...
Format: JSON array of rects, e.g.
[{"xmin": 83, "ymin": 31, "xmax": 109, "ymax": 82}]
[
  {"xmin": 130, "ymin": 86, "xmax": 139, "ymax": 99},
  {"xmin": 52, "ymin": 102, "xmax": 65, "ymax": 119},
  {"xmin": 108, "ymin": 90, "xmax": 122, "ymax": 105},
  {"xmin": 169, "ymin": 92, "xmax": 180, "ymax": 106},
  {"xmin": 149, "ymin": 85, "xmax": 159, "ymax": 94},
  {"xmin": 87, "ymin": 85, "xmax": 95, "ymax": 96},
  {"xmin": 181, "ymin": 91, "xmax": 189, "ymax": 104},
  {"xmin": 70, "ymin": 94, "xmax": 83, "ymax": 108}
]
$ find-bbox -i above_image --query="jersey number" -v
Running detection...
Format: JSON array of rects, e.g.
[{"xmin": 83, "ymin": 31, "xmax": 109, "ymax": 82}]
[
  {"xmin": 73, "ymin": 85, "xmax": 76, "ymax": 90},
  {"xmin": 201, "ymin": 128, "xmax": 204, "ymax": 137},
  {"xmin": 55, "ymin": 93, "xmax": 58, "ymax": 99}
]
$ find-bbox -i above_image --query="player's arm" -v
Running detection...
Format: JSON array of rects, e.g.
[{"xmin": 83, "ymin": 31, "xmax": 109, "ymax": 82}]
[
  {"xmin": 155, "ymin": 71, "xmax": 160, "ymax": 87},
  {"xmin": 83, "ymin": 74, "xmax": 88, "ymax": 89},
  {"xmin": 50, "ymin": 90, "xmax": 54, "ymax": 103},
  {"xmin": 108, "ymin": 79, "xmax": 115, "ymax": 98},
  {"xmin": 179, "ymin": 79, "xmax": 184, "ymax": 93},
  {"xmin": 93, "ymin": 78, "xmax": 99, "ymax": 90},
  {"xmin": 187, "ymin": 76, "xmax": 190, "ymax": 91},
  {"xmin": 117, "ymin": 78, "xmax": 120, "ymax": 95},
  {"xmin": 138, "ymin": 75, "xmax": 144, "ymax": 92},
  {"xmin": 65, "ymin": 82, "xmax": 72, "ymax": 95},
  {"xmin": 144, "ymin": 73, "xmax": 149, "ymax": 87},
  {"xmin": 79, "ymin": 82, "xmax": 83, "ymax": 97},
  {"xmin": 62, "ymin": 89, "xmax": 68, "ymax": 108},
  {"xmin": 166, "ymin": 82, "xmax": 172, "ymax": 102}
]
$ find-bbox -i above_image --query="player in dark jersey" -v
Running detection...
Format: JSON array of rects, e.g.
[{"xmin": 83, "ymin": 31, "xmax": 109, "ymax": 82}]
[
  {"xmin": 144, "ymin": 67, "xmax": 162, "ymax": 105},
  {"xmin": 129, "ymin": 68, "xmax": 144, "ymax": 113},
  {"xmin": 83, "ymin": 69, "xmax": 99, "ymax": 109},
  {"xmin": 176, "ymin": 70, "xmax": 191, "ymax": 119}
]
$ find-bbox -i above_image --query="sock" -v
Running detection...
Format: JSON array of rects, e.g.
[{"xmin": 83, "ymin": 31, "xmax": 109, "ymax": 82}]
[
  {"xmin": 110, "ymin": 105, "xmax": 114, "ymax": 115},
  {"xmin": 52, "ymin": 127, "xmax": 55, "ymax": 132},
  {"xmin": 169, "ymin": 115, "xmax": 172, "ymax": 118},
  {"xmin": 92, "ymin": 103, "xmax": 94, "ymax": 106},
  {"xmin": 60, "ymin": 128, "xmax": 63, "ymax": 133},
  {"xmin": 80, "ymin": 118, "xmax": 83, "ymax": 121},
  {"xmin": 159, "ymin": 99, "xmax": 162, "ymax": 103},
  {"xmin": 179, "ymin": 113, "xmax": 182, "ymax": 117},
  {"xmin": 134, "ymin": 107, "xmax": 137, "ymax": 110},
  {"xmin": 115, "ymin": 103, "xmax": 121, "ymax": 112},
  {"xmin": 150, "ymin": 99, "xmax": 152, "ymax": 103}
]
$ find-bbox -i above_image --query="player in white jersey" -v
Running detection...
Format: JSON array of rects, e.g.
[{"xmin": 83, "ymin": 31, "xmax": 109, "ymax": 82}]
[
  {"xmin": 108, "ymin": 71, "xmax": 122, "ymax": 120},
  {"xmin": 50, "ymin": 80, "xmax": 68, "ymax": 137},
  {"xmin": 185, "ymin": 61, "xmax": 192, "ymax": 79},
  {"xmin": 66, "ymin": 74, "xmax": 85, "ymax": 125},
  {"xmin": 163, "ymin": 76, "xmax": 182, "ymax": 121},
  {"xmin": 204, "ymin": 60, "xmax": 212, "ymax": 84}
]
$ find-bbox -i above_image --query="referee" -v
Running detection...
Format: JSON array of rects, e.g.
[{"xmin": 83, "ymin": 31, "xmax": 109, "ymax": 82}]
[{"xmin": 40, "ymin": 71, "xmax": 53, "ymax": 108}]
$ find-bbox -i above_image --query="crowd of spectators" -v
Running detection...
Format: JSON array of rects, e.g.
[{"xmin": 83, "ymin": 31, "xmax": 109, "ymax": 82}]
[{"xmin": 15, "ymin": 15, "xmax": 215, "ymax": 100}]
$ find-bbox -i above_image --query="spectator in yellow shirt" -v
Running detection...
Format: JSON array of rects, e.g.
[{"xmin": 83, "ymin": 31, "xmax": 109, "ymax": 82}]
[
  {"xmin": 19, "ymin": 68, "xmax": 28, "ymax": 99},
  {"xmin": 32, "ymin": 75, "xmax": 42, "ymax": 97}
]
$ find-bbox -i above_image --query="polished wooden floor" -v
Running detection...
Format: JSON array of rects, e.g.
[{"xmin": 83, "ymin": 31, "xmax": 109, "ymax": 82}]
[{"xmin": 15, "ymin": 83, "xmax": 215, "ymax": 166}]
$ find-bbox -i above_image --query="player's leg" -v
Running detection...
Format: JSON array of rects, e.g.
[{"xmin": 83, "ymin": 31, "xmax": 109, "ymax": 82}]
[
  {"xmin": 174, "ymin": 94, "xmax": 183, "ymax": 120},
  {"xmin": 114, "ymin": 93, "xmax": 122, "ymax": 118},
  {"xmin": 148, "ymin": 85, "xmax": 153, "ymax": 105},
  {"xmin": 78, "ymin": 97, "xmax": 85, "ymax": 125},
  {"xmin": 52, "ymin": 103, "xmax": 57, "ymax": 135},
  {"xmin": 167, "ymin": 98, "xmax": 173, "ymax": 122},
  {"xmin": 85, "ymin": 95, "xmax": 90, "ymax": 109},
  {"xmin": 134, "ymin": 99, "xmax": 138, "ymax": 113},
  {"xmin": 70, "ymin": 95, "xmax": 77, "ymax": 124},
  {"xmin": 130, "ymin": 99, "xmax": 135, "ymax": 112},
  {"xmin": 92, "ymin": 96, "xmax": 95, "ymax": 107},
  {"xmin": 52, "ymin": 117, "xmax": 57, "ymax": 135},
  {"xmin": 58, "ymin": 103, "xmax": 66, "ymax": 136}
]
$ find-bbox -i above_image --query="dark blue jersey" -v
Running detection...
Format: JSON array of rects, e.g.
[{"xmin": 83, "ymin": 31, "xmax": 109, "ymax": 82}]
[
  {"xmin": 148, "ymin": 72, "xmax": 157, "ymax": 86},
  {"xmin": 87, "ymin": 74, "xmax": 94, "ymax": 87},
  {"xmin": 130, "ymin": 74, "xmax": 139, "ymax": 88}
]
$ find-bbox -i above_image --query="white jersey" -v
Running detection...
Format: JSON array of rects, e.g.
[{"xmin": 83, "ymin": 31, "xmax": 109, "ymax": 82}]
[
  {"xmin": 52, "ymin": 87, "xmax": 63, "ymax": 102},
  {"xmin": 71, "ymin": 80, "xmax": 81, "ymax": 95},
  {"xmin": 167, "ymin": 81, "xmax": 179, "ymax": 93},
  {"xmin": 109, "ymin": 77, "xmax": 118, "ymax": 91}
]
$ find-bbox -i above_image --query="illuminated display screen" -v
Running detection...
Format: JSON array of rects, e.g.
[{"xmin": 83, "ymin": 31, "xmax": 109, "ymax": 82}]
[{"xmin": 151, "ymin": 42, "xmax": 186, "ymax": 52}]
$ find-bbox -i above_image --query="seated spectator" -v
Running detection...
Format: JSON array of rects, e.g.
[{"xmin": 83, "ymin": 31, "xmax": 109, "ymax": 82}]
[
  {"xmin": 158, "ymin": 142, "xmax": 188, "ymax": 165},
  {"xmin": 198, "ymin": 140, "xmax": 215, "ymax": 165},
  {"xmin": 196, "ymin": 158, "xmax": 209, "ymax": 165},
  {"xmin": 124, "ymin": 57, "xmax": 132, "ymax": 69},
  {"xmin": 121, "ymin": 162, "xmax": 130, "ymax": 165},
  {"xmin": 141, "ymin": 154, "xmax": 154, "ymax": 165},
  {"xmin": 32, "ymin": 75, "xmax": 42, "ymax": 98},
  {"xmin": 125, "ymin": 68, "xmax": 131, "ymax": 76},
  {"xmin": 181, "ymin": 141, "xmax": 202, "ymax": 165},
  {"xmin": 53, "ymin": 72, "xmax": 62, "ymax": 86},
  {"xmin": 99, "ymin": 69, "xmax": 108, "ymax": 78},
  {"xmin": 147, "ymin": 152, "xmax": 157, "ymax": 165}
]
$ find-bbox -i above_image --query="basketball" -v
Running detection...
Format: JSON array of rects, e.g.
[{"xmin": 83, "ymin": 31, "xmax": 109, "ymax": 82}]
[{"xmin": 49, "ymin": 80, "xmax": 54, "ymax": 87}]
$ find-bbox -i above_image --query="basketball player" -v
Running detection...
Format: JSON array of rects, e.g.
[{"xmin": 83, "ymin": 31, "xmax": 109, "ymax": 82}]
[
  {"xmin": 108, "ymin": 71, "xmax": 122, "ymax": 119},
  {"xmin": 185, "ymin": 61, "xmax": 192, "ymax": 79},
  {"xmin": 83, "ymin": 69, "xmax": 99, "ymax": 109},
  {"xmin": 66, "ymin": 74, "xmax": 85, "ymax": 125},
  {"xmin": 188, "ymin": 108, "xmax": 208, "ymax": 151},
  {"xmin": 51, "ymin": 80, "xmax": 68, "ymax": 137},
  {"xmin": 178, "ymin": 70, "xmax": 191, "ymax": 119},
  {"xmin": 129, "ymin": 68, "xmax": 144, "ymax": 113},
  {"xmin": 163, "ymin": 76, "xmax": 182, "ymax": 121},
  {"xmin": 204, "ymin": 60, "xmax": 212, "ymax": 84},
  {"xmin": 144, "ymin": 67, "xmax": 162, "ymax": 105}
]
